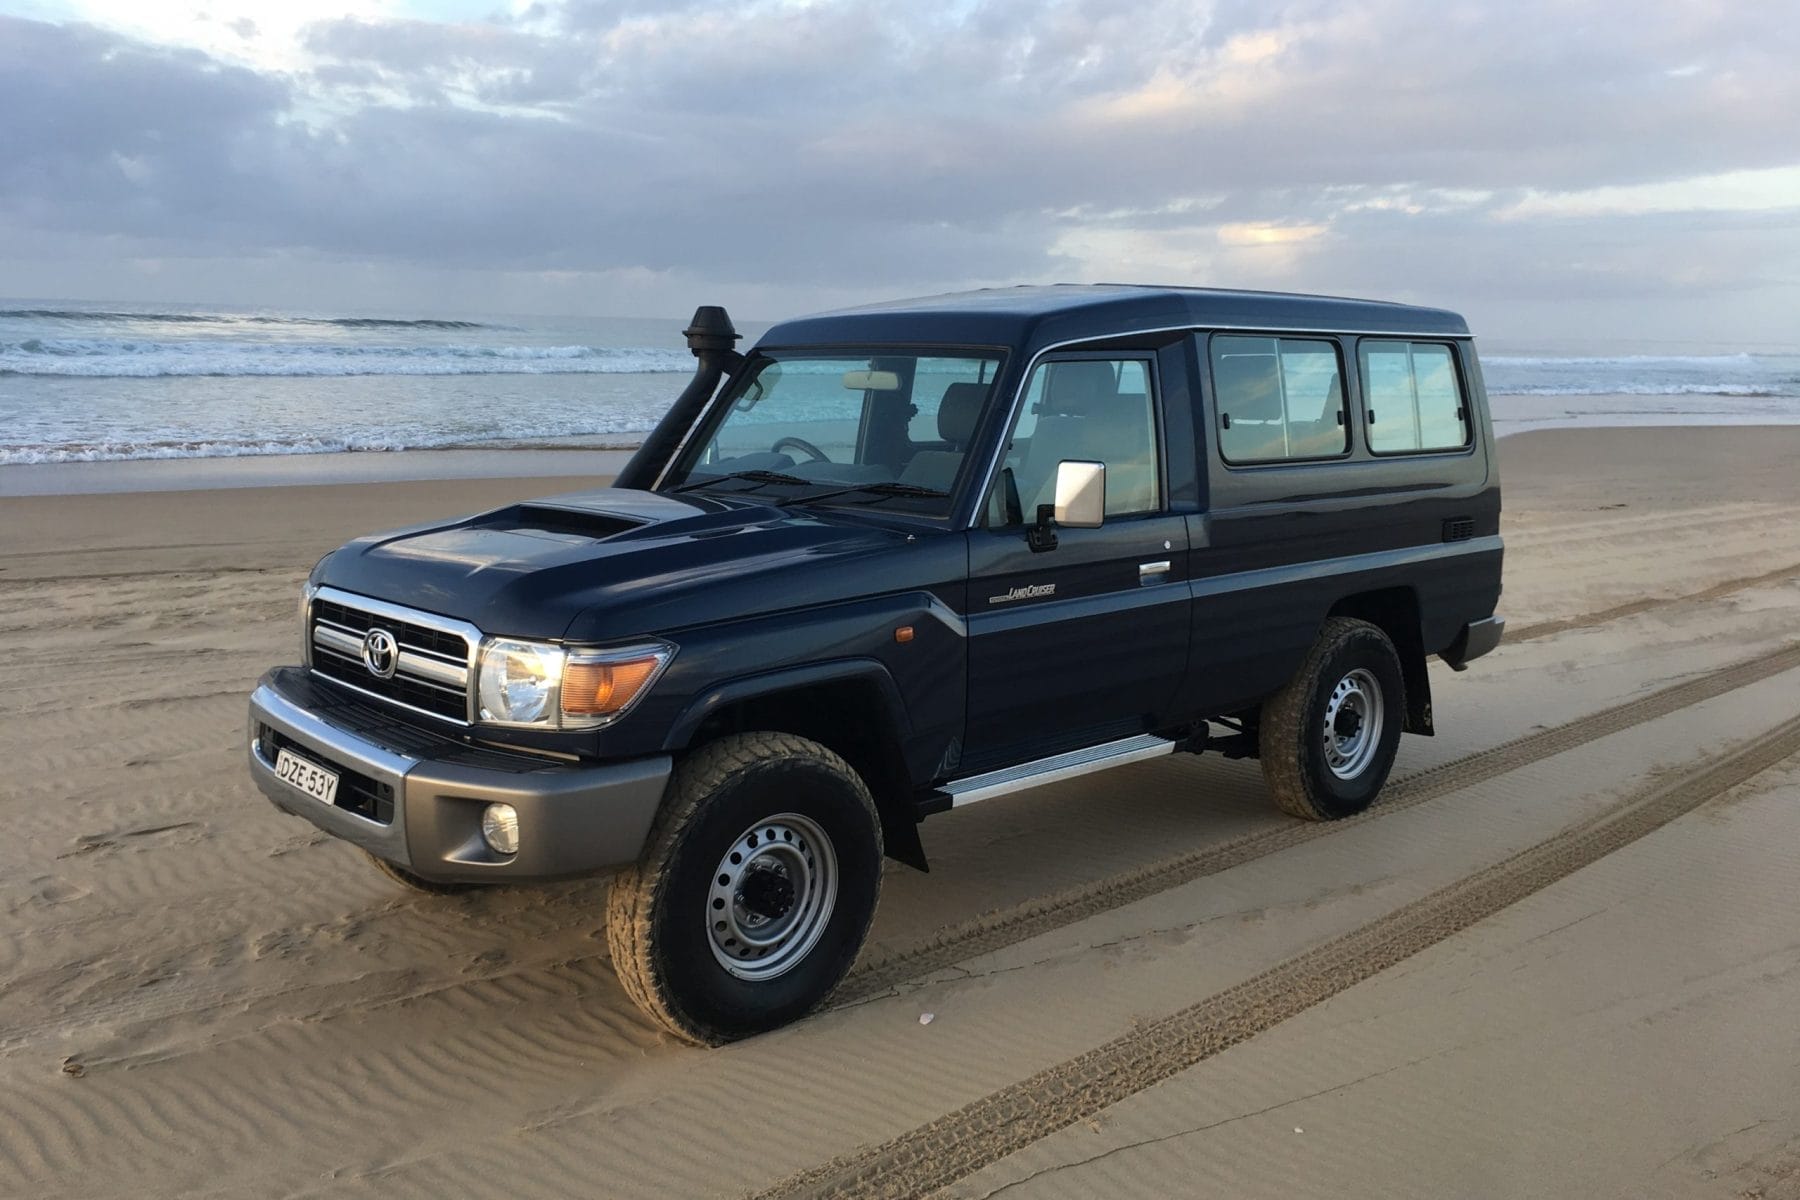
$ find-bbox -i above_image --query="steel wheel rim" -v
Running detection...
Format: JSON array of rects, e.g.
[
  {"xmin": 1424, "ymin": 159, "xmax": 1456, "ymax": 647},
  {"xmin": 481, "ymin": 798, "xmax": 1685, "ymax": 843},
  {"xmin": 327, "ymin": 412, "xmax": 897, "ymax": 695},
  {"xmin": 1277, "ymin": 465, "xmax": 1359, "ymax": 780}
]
[
  {"xmin": 1322, "ymin": 667, "xmax": 1384, "ymax": 780},
  {"xmin": 706, "ymin": 812, "xmax": 837, "ymax": 981}
]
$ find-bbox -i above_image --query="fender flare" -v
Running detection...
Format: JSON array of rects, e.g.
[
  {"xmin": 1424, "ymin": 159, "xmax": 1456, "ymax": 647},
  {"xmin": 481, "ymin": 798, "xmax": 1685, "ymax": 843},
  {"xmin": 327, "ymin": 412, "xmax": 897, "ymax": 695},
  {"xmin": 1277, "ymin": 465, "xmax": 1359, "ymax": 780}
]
[
  {"xmin": 661, "ymin": 659, "xmax": 930, "ymax": 872},
  {"xmin": 661, "ymin": 658, "xmax": 912, "ymax": 751}
]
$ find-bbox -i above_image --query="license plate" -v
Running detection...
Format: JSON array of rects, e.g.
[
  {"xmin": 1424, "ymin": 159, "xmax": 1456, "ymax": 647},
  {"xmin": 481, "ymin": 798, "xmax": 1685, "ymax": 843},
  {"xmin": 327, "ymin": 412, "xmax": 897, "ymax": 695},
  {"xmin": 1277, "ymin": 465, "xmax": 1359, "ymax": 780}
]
[{"xmin": 274, "ymin": 747, "xmax": 340, "ymax": 807}]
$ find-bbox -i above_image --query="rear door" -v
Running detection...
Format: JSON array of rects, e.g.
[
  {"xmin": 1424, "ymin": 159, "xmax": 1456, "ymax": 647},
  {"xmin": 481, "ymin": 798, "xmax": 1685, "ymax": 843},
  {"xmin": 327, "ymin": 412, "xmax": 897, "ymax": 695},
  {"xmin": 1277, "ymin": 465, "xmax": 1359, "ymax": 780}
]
[{"xmin": 961, "ymin": 353, "xmax": 1191, "ymax": 773}]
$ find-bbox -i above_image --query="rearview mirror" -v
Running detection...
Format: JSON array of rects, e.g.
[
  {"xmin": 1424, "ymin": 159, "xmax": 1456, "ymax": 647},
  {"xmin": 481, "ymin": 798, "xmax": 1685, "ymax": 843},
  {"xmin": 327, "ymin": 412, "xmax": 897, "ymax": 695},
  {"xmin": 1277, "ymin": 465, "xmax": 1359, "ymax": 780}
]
[{"xmin": 841, "ymin": 369, "xmax": 901, "ymax": 391}]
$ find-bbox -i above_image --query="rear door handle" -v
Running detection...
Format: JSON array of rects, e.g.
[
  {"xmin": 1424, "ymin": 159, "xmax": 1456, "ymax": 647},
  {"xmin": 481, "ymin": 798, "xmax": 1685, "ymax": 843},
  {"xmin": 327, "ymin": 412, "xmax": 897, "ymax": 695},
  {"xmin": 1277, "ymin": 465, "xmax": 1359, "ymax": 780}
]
[{"xmin": 1139, "ymin": 560, "xmax": 1171, "ymax": 579}]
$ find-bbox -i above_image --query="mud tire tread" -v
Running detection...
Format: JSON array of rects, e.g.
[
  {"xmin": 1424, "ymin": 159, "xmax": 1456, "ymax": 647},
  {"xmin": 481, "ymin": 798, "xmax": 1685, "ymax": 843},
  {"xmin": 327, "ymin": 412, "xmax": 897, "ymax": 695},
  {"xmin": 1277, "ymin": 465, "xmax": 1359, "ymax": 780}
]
[
  {"xmin": 1259, "ymin": 616, "xmax": 1404, "ymax": 821},
  {"xmin": 605, "ymin": 731, "xmax": 881, "ymax": 1045}
]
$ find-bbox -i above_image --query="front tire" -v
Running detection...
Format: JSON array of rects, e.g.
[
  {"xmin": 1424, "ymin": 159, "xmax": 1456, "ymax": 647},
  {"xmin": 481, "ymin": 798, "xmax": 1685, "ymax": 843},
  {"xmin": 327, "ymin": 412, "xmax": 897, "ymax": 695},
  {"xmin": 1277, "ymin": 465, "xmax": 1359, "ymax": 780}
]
[
  {"xmin": 364, "ymin": 850, "xmax": 481, "ymax": 894},
  {"xmin": 1259, "ymin": 617, "xmax": 1405, "ymax": 821},
  {"xmin": 605, "ymin": 732, "xmax": 883, "ymax": 1045}
]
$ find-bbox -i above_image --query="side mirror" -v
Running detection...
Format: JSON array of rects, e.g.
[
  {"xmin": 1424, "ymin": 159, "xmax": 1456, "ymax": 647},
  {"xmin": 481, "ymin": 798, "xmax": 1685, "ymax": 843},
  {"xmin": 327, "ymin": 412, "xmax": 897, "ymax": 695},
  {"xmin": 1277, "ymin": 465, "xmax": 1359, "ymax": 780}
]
[
  {"xmin": 1054, "ymin": 460, "xmax": 1106, "ymax": 528},
  {"xmin": 1028, "ymin": 460, "xmax": 1105, "ymax": 552}
]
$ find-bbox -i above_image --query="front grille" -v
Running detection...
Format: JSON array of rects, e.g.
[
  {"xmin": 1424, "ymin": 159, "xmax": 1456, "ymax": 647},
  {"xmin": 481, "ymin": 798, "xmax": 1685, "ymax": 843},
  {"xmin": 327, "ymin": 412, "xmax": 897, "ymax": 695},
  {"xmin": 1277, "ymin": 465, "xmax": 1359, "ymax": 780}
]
[
  {"xmin": 259, "ymin": 724, "xmax": 395, "ymax": 824},
  {"xmin": 309, "ymin": 593, "xmax": 473, "ymax": 723}
]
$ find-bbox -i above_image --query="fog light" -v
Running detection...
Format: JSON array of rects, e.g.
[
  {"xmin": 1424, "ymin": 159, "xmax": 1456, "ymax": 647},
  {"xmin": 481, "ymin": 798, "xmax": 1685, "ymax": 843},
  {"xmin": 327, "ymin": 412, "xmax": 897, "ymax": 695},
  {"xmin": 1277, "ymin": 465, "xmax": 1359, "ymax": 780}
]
[{"xmin": 481, "ymin": 803, "xmax": 520, "ymax": 856}]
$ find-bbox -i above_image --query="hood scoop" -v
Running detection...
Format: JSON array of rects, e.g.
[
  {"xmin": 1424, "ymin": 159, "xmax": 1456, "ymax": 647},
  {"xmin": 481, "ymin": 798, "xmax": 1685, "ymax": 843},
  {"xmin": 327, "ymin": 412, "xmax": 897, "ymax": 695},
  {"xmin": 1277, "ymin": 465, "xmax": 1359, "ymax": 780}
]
[{"xmin": 482, "ymin": 503, "xmax": 646, "ymax": 542}]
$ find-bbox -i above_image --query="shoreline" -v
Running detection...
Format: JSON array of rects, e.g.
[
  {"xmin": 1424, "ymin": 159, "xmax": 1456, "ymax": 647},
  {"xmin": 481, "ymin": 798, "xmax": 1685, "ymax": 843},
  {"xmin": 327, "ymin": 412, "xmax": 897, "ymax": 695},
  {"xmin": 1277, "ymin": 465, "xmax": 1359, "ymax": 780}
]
[
  {"xmin": 0, "ymin": 445, "xmax": 637, "ymax": 497},
  {"xmin": 4, "ymin": 398, "xmax": 1799, "ymax": 496}
]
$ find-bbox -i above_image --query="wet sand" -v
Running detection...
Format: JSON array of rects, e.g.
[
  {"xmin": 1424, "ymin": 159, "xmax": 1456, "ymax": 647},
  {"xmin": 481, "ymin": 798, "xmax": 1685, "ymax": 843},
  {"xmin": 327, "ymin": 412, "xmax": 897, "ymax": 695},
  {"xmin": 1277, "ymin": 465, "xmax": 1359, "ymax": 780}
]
[
  {"xmin": 0, "ymin": 446, "xmax": 634, "ymax": 497},
  {"xmin": 1, "ymin": 426, "xmax": 1797, "ymax": 1198}
]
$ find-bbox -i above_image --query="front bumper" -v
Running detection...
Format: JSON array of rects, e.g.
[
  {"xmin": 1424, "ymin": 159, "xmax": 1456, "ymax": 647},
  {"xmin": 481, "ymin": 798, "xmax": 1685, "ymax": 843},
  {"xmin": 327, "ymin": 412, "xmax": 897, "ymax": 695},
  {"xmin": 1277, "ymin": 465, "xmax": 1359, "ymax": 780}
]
[{"xmin": 248, "ymin": 666, "xmax": 670, "ymax": 883}]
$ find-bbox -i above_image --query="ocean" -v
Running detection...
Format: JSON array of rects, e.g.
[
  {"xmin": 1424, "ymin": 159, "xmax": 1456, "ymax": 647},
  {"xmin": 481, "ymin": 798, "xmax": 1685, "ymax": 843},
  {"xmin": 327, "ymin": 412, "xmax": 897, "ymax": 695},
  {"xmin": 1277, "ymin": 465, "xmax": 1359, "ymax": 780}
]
[
  {"xmin": 2, "ymin": 301, "xmax": 1797, "ymax": 464},
  {"xmin": 0, "ymin": 303, "xmax": 715, "ymax": 465}
]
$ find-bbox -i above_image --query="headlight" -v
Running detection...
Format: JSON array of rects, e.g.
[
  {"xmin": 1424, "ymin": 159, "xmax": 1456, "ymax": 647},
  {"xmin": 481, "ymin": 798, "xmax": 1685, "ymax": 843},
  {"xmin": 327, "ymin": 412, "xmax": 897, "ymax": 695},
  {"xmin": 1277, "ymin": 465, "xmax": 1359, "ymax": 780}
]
[
  {"xmin": 476, "ymin": 639, "xmax": 673, "ymax": 729},
  {"xmin": 477, "ymin": 639, "xmax": 564, "ymax": 725}
]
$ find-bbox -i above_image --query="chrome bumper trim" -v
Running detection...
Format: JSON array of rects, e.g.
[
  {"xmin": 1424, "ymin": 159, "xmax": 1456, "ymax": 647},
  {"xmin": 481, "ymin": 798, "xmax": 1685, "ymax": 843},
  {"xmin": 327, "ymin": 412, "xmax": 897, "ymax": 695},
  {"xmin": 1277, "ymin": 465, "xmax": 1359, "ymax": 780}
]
[{"xmin": 250, "ymin": 680, "xmax": 414, "ymax": 862}]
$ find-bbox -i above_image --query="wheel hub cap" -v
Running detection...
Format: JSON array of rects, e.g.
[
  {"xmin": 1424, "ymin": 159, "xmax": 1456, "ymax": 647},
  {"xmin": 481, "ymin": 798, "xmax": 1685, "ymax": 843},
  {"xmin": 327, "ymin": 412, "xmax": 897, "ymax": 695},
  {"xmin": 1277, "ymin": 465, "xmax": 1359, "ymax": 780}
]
[
  {"xmin": 1322, "ymin": 667, "xmax": 1385, "ymax": 781},
  {"xmin": 707, "ymin": 813, "xmax": 838, "ymax": 982},
  {"xmin": 738, "ymin": 863, "xmax": 796, "ymax": 922}
]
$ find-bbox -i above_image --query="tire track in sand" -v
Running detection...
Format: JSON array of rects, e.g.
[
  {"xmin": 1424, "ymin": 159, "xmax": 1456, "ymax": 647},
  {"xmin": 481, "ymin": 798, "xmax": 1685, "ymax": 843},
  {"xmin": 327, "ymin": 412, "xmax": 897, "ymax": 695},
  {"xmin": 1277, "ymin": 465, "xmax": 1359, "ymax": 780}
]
[
  {"xmin": 1506, "ymin": 559, "xmax": 1800, "ymax": 643},
  {"xmin": 38, "ymin": 640, "xmax": 1800, "ymax": 1067},
  {"xmin": 761, "ymin": 713, "xmax": 1800, "ymax": 1200},
  {"xmin": 833, "ymin": 640, "xmax": 1800, "ymax": 1003},
  {"xmin": 35, "ymin": 636, "xmax": 1792, "ymax": 1072}
]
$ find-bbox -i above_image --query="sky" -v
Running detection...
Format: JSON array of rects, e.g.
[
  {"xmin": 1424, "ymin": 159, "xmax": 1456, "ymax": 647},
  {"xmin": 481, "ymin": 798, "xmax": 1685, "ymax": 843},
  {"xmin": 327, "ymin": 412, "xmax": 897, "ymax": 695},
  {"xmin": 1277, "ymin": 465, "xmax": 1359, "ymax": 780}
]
[{"xmin": 1, "ymin": 0, "xmax": 1796, "ymax": 344}]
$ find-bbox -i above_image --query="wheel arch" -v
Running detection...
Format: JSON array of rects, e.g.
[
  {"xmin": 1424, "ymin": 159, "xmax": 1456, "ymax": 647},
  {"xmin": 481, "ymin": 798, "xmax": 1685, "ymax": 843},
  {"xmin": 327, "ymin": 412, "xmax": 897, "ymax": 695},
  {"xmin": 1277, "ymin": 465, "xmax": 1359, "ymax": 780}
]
[
  {"xmin": 1328, "ymin": 587, "xmax": 1433, "ymax": 735},
  {"xmin": 663, "ymin": 660, "xmax": 929, "ymax": 871}
]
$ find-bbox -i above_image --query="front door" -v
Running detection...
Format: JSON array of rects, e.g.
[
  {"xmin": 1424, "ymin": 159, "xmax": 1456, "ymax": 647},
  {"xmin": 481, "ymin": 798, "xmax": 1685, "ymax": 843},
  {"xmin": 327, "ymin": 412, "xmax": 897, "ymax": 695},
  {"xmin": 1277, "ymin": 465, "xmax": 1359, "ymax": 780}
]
[{"xmin": 962, "ymin": 354, "xmax": 1191, "ymax": 773}]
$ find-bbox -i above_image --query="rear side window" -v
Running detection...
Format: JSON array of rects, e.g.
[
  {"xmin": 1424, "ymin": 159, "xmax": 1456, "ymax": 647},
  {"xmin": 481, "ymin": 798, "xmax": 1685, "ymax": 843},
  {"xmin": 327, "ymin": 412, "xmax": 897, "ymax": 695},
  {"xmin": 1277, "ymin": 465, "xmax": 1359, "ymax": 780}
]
[
  {"xmin": 1360, "ymin": 341, "xmax": 1470, "ymax": 453},
  {"xmin": 1210, "ymin": 336, "xmax": 1347, "ymax": 464}
]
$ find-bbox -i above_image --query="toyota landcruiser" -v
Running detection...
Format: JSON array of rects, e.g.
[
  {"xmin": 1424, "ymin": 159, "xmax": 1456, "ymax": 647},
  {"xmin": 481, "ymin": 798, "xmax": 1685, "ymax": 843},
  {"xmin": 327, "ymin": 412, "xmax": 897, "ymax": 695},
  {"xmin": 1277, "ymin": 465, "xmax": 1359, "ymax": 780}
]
[{"xmin": 248, "ymin": 285, "xmax": 1505, "ymax": 1043}]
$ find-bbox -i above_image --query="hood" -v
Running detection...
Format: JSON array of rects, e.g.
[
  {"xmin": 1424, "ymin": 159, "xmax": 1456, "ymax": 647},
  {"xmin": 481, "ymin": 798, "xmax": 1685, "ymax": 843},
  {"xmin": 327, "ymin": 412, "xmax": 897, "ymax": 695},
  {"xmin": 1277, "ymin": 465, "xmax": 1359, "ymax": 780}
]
[{"xmin": 314, "ymin": 487, "xmax": 950, "ymax": 643}]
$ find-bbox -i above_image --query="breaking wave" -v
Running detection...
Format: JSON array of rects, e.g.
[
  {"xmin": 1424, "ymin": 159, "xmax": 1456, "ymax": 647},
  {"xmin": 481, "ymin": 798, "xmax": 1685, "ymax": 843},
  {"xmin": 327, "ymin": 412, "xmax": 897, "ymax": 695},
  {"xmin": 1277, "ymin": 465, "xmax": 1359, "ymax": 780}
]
[
  {"xmin": 0, "ymin": 308, "xmax": 494, "ymax": 330},
  {"xmin": 0, "ymin": 338, "xmax": 693, "ymax": 378}
]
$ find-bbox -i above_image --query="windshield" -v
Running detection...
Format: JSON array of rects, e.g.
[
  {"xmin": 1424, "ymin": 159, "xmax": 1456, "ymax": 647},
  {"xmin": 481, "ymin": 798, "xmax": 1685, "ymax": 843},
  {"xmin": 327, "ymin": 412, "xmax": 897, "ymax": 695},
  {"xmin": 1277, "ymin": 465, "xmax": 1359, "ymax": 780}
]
[{"xmin": 663, "ymin": 349, "xmax": 1005, "ymax": 517}]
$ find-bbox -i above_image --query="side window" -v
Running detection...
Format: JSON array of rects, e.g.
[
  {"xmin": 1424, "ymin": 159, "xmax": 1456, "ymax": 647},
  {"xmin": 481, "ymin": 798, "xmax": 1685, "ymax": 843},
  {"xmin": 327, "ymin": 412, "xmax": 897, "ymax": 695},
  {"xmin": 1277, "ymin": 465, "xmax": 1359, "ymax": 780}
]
[
  {"xmin": 988, "ymin": 357, "xmax": 1161, "ymax": 523},
  {"xmin": 1360, "ymin": 341, "xmax": 1470, "ymax": 454},
  {"xmin": 1210, "ymin": 335, "xmax": 1347, "ymax": 464},
  {"xmin": 908, "ymin": 357, "xmax": 996, "ymax": 444}
]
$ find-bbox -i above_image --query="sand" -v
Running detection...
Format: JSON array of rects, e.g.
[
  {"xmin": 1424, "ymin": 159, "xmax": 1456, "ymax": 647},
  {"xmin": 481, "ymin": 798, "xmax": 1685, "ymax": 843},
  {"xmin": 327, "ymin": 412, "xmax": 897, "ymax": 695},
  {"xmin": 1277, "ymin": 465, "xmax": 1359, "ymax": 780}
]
[
  {"xmin": 1, "ymin": 426, "xmax": 1797, "ymax": 1198},
  {"xmin": 0, "ymin": 447, "xmax": 636, "ymax": 498}
]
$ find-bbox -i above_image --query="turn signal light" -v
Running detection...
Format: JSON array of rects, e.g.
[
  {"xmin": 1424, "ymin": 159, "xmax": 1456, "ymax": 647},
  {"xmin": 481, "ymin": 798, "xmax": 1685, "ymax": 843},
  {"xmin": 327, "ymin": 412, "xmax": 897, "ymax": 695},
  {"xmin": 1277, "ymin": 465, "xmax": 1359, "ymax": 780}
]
[{"xmin": 562, "ymin": 656, "xmax": 662, "ymax": 716}]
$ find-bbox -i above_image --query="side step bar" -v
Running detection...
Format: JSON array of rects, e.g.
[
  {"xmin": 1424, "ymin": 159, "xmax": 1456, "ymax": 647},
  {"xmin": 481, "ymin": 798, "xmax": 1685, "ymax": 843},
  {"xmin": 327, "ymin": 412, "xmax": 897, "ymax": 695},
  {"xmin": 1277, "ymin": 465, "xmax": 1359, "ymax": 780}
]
[{"xmin": 933, "ymin": 733, "xmax": 1179, "ymax": 811}]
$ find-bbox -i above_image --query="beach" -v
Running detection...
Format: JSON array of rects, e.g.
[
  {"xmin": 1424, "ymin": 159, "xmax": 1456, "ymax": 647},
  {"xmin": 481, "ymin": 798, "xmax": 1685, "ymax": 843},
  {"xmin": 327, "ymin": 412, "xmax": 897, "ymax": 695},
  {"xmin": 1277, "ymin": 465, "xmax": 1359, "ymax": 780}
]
[
  {"xmin": 5, "ymin": 303, "xmax": 1799, "ymax": 471},
  {"xmin": 3, "ymin": 425, "xmax": 1799, "ymax": 1198}
]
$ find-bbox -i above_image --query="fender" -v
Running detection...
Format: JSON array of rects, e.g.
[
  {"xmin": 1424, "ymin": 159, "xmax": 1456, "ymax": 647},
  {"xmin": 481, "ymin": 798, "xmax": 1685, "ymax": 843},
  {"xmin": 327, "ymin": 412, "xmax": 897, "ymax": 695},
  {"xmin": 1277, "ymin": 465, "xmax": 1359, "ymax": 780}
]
[
  {"xmin": 662, "ymin": 658, "xmax": 913, "ymax": 750},
  {"xmin": 662, "ymin": 658, "xmax": 930, "ymax": 873}
]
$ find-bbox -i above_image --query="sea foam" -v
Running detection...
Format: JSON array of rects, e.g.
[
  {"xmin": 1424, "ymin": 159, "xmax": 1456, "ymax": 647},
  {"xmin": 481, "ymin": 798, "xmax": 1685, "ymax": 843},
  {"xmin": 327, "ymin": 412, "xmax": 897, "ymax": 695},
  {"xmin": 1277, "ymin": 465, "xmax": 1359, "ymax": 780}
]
[{"xmin": 0, "ymin": 338, "xmax": 692, "ymax": 378}]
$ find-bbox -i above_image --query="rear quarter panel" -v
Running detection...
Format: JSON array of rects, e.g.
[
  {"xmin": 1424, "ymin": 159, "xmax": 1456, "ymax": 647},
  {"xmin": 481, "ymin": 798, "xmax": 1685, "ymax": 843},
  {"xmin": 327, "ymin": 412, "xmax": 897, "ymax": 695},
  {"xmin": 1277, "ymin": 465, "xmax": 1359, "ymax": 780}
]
[{"xmin": 1179, "ymin": 333, "xmax": 1501, "ymax": 718}]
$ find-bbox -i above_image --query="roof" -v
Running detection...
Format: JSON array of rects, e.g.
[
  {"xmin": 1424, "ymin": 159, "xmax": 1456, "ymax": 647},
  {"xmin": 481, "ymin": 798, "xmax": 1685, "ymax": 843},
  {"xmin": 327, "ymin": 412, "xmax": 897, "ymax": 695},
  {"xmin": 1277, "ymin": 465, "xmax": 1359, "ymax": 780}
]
[{"xmin": 758, "ymin": 284, "xmax": 1470, "ymax": 351}]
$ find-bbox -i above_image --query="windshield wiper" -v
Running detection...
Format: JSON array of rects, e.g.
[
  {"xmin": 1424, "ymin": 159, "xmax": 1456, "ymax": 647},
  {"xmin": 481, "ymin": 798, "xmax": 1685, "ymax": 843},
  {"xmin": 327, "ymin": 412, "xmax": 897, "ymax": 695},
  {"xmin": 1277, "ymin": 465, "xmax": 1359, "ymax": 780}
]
[
  {"xmin": 776, "ymin": 480, "xmax": 950, "ymax": 506},
  {"xmin": 671, "ymin": 469, "xmax": 812, "ymax": 494}
]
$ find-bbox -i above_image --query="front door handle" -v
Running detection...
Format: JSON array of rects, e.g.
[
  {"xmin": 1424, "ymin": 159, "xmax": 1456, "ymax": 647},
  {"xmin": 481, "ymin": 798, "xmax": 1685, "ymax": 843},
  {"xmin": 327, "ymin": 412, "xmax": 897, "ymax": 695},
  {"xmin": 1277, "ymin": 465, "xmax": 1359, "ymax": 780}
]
[{"xmin": 1139, "ymin": 560, "xmax": 1171, "ymax": 580}]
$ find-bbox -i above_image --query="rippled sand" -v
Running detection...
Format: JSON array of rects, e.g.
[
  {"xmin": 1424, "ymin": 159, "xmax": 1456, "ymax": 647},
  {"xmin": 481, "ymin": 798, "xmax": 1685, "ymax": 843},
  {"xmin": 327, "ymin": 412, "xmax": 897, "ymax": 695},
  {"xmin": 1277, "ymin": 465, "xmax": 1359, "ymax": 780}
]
[{"xmin": 2, "ymin": 427, "xmax": 1798, "ymax": 1199}]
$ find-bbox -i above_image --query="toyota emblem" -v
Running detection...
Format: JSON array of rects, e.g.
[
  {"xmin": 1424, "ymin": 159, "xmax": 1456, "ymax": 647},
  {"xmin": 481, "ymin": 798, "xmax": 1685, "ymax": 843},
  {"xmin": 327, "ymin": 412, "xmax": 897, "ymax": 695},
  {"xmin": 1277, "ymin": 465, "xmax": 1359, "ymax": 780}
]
[{"xmin": 361, "ymin": 627, "xmax": 400, "ymax": 679}]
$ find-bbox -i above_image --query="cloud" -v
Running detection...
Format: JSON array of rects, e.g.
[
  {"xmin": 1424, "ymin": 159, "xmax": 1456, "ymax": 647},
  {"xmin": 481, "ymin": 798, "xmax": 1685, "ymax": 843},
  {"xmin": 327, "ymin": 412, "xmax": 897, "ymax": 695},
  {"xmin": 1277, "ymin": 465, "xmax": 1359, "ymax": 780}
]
[
  {"xmin": 0, "ymin": 20, "xmax": 291, "ymax": 235},
  {"xmin": 1496, "ymin": 166, "xmax": 1800, "ymax": 220},
  {"xmin": 0, "ymin": 1, "xmax": 1796, "ymax": 339}
]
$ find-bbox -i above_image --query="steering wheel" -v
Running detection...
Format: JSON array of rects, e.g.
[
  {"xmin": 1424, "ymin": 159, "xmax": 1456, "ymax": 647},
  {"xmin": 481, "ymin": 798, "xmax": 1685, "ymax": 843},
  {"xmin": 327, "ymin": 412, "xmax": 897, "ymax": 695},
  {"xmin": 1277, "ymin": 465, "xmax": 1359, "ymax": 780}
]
[{"xmin": 771, "ymin": 435, "xmax": 829, "ymax": 463}]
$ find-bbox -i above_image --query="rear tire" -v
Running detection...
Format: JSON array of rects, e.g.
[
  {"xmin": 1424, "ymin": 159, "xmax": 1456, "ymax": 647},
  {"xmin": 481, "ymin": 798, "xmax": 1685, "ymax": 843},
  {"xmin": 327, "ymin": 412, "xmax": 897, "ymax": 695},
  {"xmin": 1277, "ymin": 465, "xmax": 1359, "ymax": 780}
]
[
  {"xmin": 605, "ymin": 732, "xmax": 883, "ymax": 1045},
  {"xmin": 1259, "ymin": 617, "xmax": 1405, "ymax": 821}
]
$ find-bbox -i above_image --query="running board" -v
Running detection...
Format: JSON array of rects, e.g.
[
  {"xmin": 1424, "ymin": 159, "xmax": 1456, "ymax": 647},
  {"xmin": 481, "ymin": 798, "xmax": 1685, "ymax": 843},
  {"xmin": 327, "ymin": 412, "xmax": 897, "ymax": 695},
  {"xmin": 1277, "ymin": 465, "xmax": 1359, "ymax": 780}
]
[{"xmin": 939, "ymin": 733, "xmax": 1178, "ymax": 809}]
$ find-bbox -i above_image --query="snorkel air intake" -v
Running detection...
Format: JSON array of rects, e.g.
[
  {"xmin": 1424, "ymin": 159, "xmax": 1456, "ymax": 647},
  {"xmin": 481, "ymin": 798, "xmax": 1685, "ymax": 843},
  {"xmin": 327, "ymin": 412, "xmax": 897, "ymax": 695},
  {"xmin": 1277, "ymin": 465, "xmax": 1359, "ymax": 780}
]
[{"xmin": 614, "ymin": 305, "xmax": 742, "ymax": 490}]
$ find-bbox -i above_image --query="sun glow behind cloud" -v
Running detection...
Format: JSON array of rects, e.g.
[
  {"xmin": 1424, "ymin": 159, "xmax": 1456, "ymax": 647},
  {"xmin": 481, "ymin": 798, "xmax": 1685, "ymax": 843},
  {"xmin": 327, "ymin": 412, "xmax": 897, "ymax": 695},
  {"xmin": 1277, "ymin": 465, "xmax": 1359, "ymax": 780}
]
[
  {"xmin": 49, "ymin": 0, "xmax": 396, "ymax": 69},
  {"xmin": 1498, "ymin": 166, "xmax": 1800, "ymax": 220}
]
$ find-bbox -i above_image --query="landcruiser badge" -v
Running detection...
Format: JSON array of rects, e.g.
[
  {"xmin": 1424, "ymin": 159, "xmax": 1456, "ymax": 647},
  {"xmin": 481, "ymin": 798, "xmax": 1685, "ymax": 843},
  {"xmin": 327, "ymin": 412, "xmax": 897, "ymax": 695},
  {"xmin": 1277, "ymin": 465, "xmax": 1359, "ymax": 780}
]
[
  {"xmin": 361, "ymin": 628, "xmax": 400, "ymax": 679},
  {"xmin": 988, "ymin": 583, "xmax": 1056, "ymax": 604}
]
